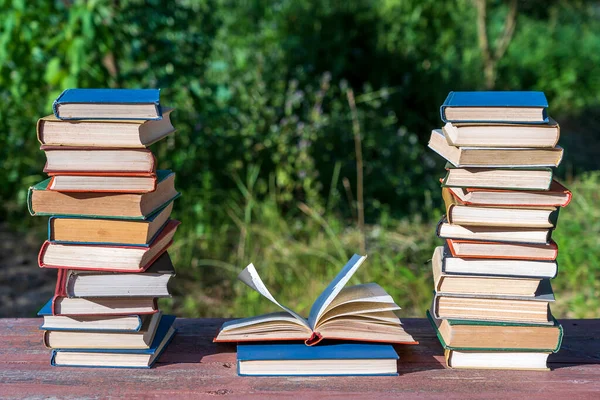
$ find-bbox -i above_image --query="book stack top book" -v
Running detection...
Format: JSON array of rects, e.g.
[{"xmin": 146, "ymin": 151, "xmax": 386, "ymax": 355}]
[
  {"xmin": 427, "ymin": 91, "xmax": 571, "ymax": 371},
  {"xmin": 31, "ymin": 89, "xmax": 178, "ymax": 368}
]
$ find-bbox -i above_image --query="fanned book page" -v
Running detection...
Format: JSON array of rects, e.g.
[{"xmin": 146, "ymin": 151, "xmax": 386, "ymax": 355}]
[{"xmin": 214, "ymin": 255, "xmax": 417, "ymax": 346}]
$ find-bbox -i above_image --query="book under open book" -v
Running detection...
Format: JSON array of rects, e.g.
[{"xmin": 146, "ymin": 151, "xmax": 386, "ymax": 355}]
[{"xmin": 214, "ymin": 254, "xmax": 417, "ymax": 346}]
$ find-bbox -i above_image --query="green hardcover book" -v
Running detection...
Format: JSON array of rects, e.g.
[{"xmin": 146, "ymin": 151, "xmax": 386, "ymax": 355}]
[
  {"xmin": 441, "ymin": 162, "xmax": 554, "ymax": 191},
  {"xmin": 28, "ymin": 170, "xmax": 179, "ymax": 220},
  {"xmin": 426, "ymin": 310, "xmax": 563, "ymax": 353}
]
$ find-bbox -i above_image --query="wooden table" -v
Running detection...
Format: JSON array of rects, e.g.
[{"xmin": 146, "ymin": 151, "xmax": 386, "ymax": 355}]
[{"xmin": 1, "ymin": 318, "xmax": 599, "ymax": 399}]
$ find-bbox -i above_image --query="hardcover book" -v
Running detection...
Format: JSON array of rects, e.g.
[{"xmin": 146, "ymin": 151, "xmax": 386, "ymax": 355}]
[
  {"xmin": 43, "ymin": 312, "xmax": 163, "ymax": 349},
  {"xmin": 445, "ymin": 239, "xmax": 558, "ymax": 261},
  {"xmin": 428, "ymin": 129, "xmax": 564, "ymax": 168},
  {"xmin": 442, "ymin": 119, "xmax": 559, "ymax": 147},
  {"xmin": 436, "ymin": 216, "xmax": 553, "ymax": 245},
  {"xmin": 50, "ymin": 314, "xmax": 176, "ymax": 368},
  {"xmin": 426, "ymin": 310, "xmax": 562, "ymax": 352},
  {"xmin": 42, "ymin": 147, "xmax": 157, "ymax": 174},
  {"xmin": 47, "ymin": 173, "xmax": 158, "ymax": 193},
  {"xmin": 37, "ymin": 108, "xmax": 175, "ymax": 147},
  {"xmin": 440, "ymin": 91, "xmax": 549, "ymax": 124},
  {"xmin": 38, "ymin": 302, "xmax": 148, "ymax": 332},
  {"xmin": 53, "ymin": 88, "xmax": 163, "ymax": 120},
  {"xmin": 237, "ymin": 342, "xmax": 399, "ymax": 376},
  {"xmin": 443, "ymin": 187, "xmax": 559, "ymax": 229},
  {"xmin": 440, "ymin": 245, "xmax": 558, "ymax": 279},
  {"xmin": 28, "ymin": 172, "xmax": 179, "ymax": 219},
  {"xmin": 42, "ymin": 296, "xmax": 158, "ymax": 317},
  {"xmin": 38, "ymin": 220, "xmax": 179, "ymax": 272},
  {"xmin": 444, "ymin": 350, "xmax": 550, "ymax": 370},
  {"xmin": 48, "ymin": 201, "xmax": 173, "ymax": 246},
  {"xmin": 445, "ymin": 179, "xmax": 572, "ymax": 207},
  {"xmin": 214, "ymin": 254, "xmax": 417, "ymax": 346},
  {"xmin": 431, "ymin": 284, "xmax": 555, "ymax": 325},
  {"xmin": 431, "ymin": 246, "xmax": 545, "ymax": 297},
  {"xmin": 441, "ymin": 164, "xmax": 554, "ymax": 191},
  {"xmin": 54, "ymin": 252, "xmax": 175, "ymax": 298}
]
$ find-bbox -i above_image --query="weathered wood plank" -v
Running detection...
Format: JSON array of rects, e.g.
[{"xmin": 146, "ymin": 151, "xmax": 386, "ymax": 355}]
[{"xmin": 0, "ymin": 318, "xmax": 599, "ymax": 399}]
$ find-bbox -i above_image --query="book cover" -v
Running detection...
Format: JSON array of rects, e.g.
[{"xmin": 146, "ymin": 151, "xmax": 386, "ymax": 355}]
[
  {"xmin": 41, "ymin": 146, "xmax": 157, "ymax": 175},
  {"xmin": 444, "ymin": 179, "xmax": 572, "ymax": 207},
  {"xmin": 53, "ymin": 89, "xmax": 162, "ymax": 120},
  {"xmin": 38, "ymin": 220, "xmax": 179, "ymax": 272},
  {"xmin": 27, "ymin": 178, "xmax": 180, "ymax": 219},
  {"xmin": 37, "ymin": 300, "xmax": 144, "ymax": 332},
  {"xmin": 440, "ymin": 91, "xmax": 549, "ymax": 123},
  {"xmin": 426, "ymin": 310, "xmax": 563, "ymax": 352},
  {"xmin": 445, "ymin": 239, "xmax": 559, "ymax": 261},
  {"xmin": 59, "ymin": 252, "xmax": 175, "ymax": 299},
  {"xmin": 237, "ymin": 342, "xmax": 399, "ymax": 376},
  {"xmin": 50, "ymin": 315, "xmax": 176, "ymax": 368},
  {"xmin": 435, "ymin": 216, "xmax": 554, "ymax": 245},
  {"xmin": 441, "ymin": 163, "xmax": 554, "ymax": 191},
  {"xmin": 47, "ymin": 200, "xmax": 173, "ymax": 246}
]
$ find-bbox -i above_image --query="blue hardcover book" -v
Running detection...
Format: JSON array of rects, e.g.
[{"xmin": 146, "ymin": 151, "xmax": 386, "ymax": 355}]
[
  {"xmin": 38, "ymin": 299, "xmax": 145, "ymax": 332},
  {"xmin": 440, "ymin": 91, "xmax": 549, "ymax": 124},
  {"xmin": 237, "ymin": 343, "xmax": 399, "ymax": 376},
  {"xmin": 50, "ymin": 315, "xmax": 176, "ymax": 368},
  {"xmin": 53, "ymin": 88, "xmax": 162, "ymax": 120}
]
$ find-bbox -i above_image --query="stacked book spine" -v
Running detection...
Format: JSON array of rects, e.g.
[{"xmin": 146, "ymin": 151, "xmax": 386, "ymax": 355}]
[
  {"xmin": 427, "ymin": 91, "xmax": 571, "ymax": 370},
  {"xmin": 30, "ymin": 89, "xmax": 178, "ymax": 368}
]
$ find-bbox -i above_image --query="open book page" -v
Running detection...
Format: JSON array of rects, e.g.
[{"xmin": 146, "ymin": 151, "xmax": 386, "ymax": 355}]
[
  {"xmin": 323, "ymin": 283, "xmax": 397, "ymax": 311},
  {"xmin": 238, "ymin": 263, "xmax": 310, "ymax": 329},
  {"xmin": 307, "ymin": 254, "xmax": 367, "ymax": 329},
  {"xmin": 318, "ymin": 310, "xmax": 402, "ymax": 326},
  {"xmin": 219, "ymin": 312, "xmax": 310, "ymax": 332}
]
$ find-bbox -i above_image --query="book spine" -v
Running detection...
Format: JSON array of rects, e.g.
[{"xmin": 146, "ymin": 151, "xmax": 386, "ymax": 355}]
[
  {"xmin": 549, "ymin": 207, "xmax": 560, "ymax": 228},
  {"xmin": 439, "ymin": 91, "xmax": 454, "ymax": 123},
  {"xmin": 50, "ymin": 350, "xmax": 58, "ymax": 366},
  {"xmin": 555, "ymin": 322, "xmax": 564, "ymax": 353},
  {"xmin": 42, "ymin": 331, "xmax": 51, "ymax": 348},
  {"xmin": 52, "ymin": 89, "xmax": 68, "ymax": 119},
  {"xmin": 26, "ymin": 186, "xmax": 36, "ymax": 216},
  {"xmin": 36, "ymin": 118, "xmax": 45, "ymax": 145},
  {"xmin": 553, "ymin": 123, "xmax": 561, "ymax": 147}
]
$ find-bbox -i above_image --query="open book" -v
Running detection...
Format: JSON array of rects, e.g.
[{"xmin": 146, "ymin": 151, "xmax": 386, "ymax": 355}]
[{"xmin": 214, "ymin": 255, "xmax": 417, "ymax": 346}]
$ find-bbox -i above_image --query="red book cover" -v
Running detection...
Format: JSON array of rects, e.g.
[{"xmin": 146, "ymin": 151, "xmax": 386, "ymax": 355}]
[
  {"xmin": 446, "ymin": 238, "xmax": 559, "ymax": 261},
  {"xmin": 39, "ymin": 220, "xmax": 179, "ymax": 273}
]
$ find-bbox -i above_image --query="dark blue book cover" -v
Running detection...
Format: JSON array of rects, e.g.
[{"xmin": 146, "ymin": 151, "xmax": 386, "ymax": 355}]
[
  {"xmin": 53, "ymin": 88, "xmax": 162, "ymax": 120},
  {"xmin": 50, "ymin": 315, "xmax": 176, "ymax": 368},
  {"xmin": 440, "ymin": 91, "xmax": 548, "ymax": 124},
  {"xmin": 237, "ymin": 342, "xmax": 399, "ymax": 376}
]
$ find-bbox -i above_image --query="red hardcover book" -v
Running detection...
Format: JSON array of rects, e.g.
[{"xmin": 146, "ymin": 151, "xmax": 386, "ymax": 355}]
[
  {"xmin": 446, "ymin": 180, "xmax": 572, "ymax": 208},
  {"xmin": 39, "ymin": 220, "xmax": 180, "ymax": 273},
  {"xmin": 50, "ymin": 272, "xmax": 159, "ymax": 315},
  {"xmin": 46, "ymin": 172, "xmax": 158, "ymax": 193},
  {"xmin": 41, "ymin": 146, "xmax": 156, "ymax": 174},
  {"xmin": 446, "ymin": 239, "xmax": 559, "ymax": 261}
]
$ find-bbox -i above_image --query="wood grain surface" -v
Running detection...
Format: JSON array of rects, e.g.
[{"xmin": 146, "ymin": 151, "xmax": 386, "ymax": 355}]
[{"xmin": 1, "ymin": 318, "xmax": 599, "ymax": 399}]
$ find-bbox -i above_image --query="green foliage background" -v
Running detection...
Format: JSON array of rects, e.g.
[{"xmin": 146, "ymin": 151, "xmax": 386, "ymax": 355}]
[{"xmin": 1, "ymin": 0, "xmax": 599, "ymax": 318}]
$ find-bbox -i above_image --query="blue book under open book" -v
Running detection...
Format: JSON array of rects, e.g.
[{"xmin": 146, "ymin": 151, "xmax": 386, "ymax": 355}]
[
  {"xmin": 50, "ymin": 315, "xmax": 176, "ymax": 368},
  {"xmin": 237, "ymin": 343, "xmax": 399, "ymax": 376},
  {"xmin": 53, "ymin": 88, "xmax": 162, "ymax": 120},
  {"xmin": 440, "ymin": 91, "xmax": 549, "ymax": 124}
]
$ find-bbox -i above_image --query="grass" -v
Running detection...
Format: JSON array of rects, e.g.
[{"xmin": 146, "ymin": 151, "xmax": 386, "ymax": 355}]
[{"xmin": 161, "ymin": 170, "xmax": 600, "ymax": 320}]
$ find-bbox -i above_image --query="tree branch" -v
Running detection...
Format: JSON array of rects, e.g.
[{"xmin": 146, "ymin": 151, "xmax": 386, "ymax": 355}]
[
  {"xmin": 494, "ymin": 0, "xmax": 518, "ymax": 60},
  {"xmin": 474, "ymin": 0, "xmax": 491, "ymax": 66}
]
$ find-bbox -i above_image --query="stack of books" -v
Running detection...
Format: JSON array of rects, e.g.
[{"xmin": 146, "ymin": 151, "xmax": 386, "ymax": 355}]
[
  {"xmin": 214, "ymin": 255, "xmax": 418, "ymax": 376},
  {"xmin": 427, "ymin": 91, "xmax": 571, "ymax": 370},
  {"xmin": 30, "ymin": 89, "xmax": 178, "ymax": 368}
]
